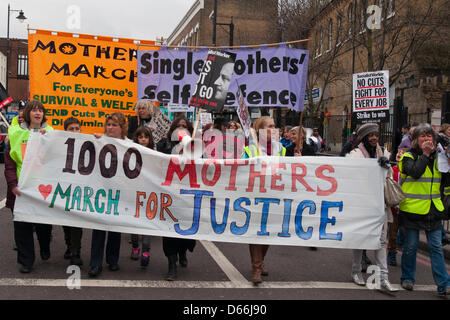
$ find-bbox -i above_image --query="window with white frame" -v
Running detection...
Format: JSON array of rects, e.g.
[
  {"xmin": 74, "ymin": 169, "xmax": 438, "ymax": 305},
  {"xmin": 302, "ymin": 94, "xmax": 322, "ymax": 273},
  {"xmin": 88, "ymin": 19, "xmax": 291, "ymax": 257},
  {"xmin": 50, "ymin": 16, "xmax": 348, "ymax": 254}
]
[
  {"xmin": 387, "ymin": 0, "xmax": 395, "ymax": 18},
  {"xmin": 315, "ymin": 30, "xmax": 319, "ymax": 57},
  {"xmin": 319, "ymin": 27, "xmax": 323, "ymax": 56},
  {"xmin": 360, "ymin": 3, "xmax": 365, "ymax": 32},
  {"xmin": 17, "ymin": 54, "xmax": 28, "ymax": 78},
  {"xmin": 337, "ymin": 15, "xmax": 342, "ymax": 45},
  {"xmin": 328, "ymin": 19, "xmax": 333, "ymax": 51},
  {"xmin": 348, "ymin": 3, "xmax": 354, "ymax": 37}
]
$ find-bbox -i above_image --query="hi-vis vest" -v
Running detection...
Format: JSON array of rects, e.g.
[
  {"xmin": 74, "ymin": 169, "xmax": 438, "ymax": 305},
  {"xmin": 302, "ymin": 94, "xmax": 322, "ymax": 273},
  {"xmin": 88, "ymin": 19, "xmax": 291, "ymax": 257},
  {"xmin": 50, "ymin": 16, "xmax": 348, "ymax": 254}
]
[
  {"xmin": 399, "ymin": 152, "xmax": 444, "ymax": 214},
  {"xmin": 243, "ymin": 144, "xmax": 286, "ymax": 158},
  {"xmin": 8, "ymin": 124, "xmax": 53, "ymax": 178},
  {"xmin": 444, "ymin": 186, "xmax": 450, "ymax": 197}
]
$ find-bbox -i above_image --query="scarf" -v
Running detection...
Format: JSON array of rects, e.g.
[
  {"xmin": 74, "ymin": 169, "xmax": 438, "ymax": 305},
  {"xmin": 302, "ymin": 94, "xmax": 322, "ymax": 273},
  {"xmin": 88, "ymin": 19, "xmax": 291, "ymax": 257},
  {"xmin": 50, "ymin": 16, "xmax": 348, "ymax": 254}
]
[{"xmin": 357, "ymin": 142, "xmax": 384, "ymax": 159}]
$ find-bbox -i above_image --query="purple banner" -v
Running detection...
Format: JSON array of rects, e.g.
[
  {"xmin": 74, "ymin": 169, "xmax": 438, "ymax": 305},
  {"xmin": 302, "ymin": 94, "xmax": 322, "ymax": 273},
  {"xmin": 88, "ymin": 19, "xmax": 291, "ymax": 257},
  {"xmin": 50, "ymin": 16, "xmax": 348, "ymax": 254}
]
[{"xmin": 137, "ymin": 45, "xmax": 309, "ymax": 111}]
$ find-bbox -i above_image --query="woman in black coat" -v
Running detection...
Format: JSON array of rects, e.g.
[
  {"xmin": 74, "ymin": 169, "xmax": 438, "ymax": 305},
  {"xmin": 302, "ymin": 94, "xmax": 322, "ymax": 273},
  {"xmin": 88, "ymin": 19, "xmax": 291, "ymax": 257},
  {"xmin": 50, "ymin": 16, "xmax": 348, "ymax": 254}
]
[
  {"xmin": 285, "ymin": 126, "xmax": 316, "ymax": 156},
  {"xmin": 156, "ymin": 115, "xmax": 196, "ymax": 281}
]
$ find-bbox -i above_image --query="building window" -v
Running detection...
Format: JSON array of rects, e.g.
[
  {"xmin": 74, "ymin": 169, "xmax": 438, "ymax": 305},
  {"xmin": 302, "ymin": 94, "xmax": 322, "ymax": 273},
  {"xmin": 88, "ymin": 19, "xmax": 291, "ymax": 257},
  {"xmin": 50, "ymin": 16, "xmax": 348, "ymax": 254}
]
[
  {"xmin": 360, "ymin": 3, "xmax": 365, "ymax": 32},
  {"xmin": 315, "ymin": 30, "xmax": 319, "ymax": 57},
  {"xmin": 17, "ymin": 54, "xmax": 28, "ymax": 78},
  {"xmin": 336, "ymin": 15, "xmax": 342, "ymax": 45},
  {"xmin": 387, "ymin": 0, "xmax": 395, "ymax": 18},
  {"xmin": 348, "ymin": 3, "xmax": 354, "ymax": 38},
  {"xmin": 328, "ymin": 19, "xmax": 333, "ymax": 51},
  {"xmin": 319, "ymin": 27, "xmax": 323, "ymax": 56}
]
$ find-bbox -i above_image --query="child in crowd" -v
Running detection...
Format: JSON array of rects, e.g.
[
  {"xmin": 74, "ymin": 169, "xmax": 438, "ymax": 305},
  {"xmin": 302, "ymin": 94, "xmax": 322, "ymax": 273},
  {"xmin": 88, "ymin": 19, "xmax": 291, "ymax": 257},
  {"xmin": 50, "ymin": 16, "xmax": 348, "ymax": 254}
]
[
  {"xmin": 130, "ymin": 126, "xmax": 155, "ymax": 267},
  {"xmin": 62, "ymin": 117, "xmax": 83, "ymax": 266}
]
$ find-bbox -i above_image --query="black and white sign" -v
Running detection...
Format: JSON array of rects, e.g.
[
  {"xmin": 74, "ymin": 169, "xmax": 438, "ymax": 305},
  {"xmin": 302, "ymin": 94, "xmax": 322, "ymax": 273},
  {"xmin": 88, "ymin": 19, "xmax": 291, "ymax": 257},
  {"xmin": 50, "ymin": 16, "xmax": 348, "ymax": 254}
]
[
  {"xmin": 189, "ymin": 49, "xmax": 236, "ymax": 112},
  {"xmin": 353, "ymin": 70, "xmax": 389, "ymax": 124}
]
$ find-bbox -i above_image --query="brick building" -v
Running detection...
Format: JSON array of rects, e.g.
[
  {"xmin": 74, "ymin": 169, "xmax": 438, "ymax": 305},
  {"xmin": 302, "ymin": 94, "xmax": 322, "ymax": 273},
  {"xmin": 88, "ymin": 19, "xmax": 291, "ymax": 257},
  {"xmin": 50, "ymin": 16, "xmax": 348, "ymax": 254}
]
[
  {"xmin": 307, "ymin": 0, "xmax": 450, "ymax": 152},
  {"xmin": 167, "ymin": 0, "xmax": 279, "ymax": 47},
  {"xmin": 0, "ymin": 37, "xmax": 29, "ymax": 115},
  {"xmin": 166, "ymin": 0, "xmax": 281, "ymax": 122}
]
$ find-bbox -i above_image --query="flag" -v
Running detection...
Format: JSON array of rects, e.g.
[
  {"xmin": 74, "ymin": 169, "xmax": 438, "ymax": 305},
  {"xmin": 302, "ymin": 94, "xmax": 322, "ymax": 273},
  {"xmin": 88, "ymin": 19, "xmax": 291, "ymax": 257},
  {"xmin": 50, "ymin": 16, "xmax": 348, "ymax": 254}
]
[{"xmin": 0, "ymin": 83, "xmax": 12, "ymax": 110}]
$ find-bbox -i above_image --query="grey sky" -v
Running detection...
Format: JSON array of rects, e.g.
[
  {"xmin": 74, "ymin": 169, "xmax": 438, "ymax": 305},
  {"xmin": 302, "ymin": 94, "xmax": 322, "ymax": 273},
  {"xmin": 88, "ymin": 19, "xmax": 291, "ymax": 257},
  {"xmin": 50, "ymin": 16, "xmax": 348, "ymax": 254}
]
[{"xmin": 1, "ymin": 0, "xmax": 195, "ymax": 41}]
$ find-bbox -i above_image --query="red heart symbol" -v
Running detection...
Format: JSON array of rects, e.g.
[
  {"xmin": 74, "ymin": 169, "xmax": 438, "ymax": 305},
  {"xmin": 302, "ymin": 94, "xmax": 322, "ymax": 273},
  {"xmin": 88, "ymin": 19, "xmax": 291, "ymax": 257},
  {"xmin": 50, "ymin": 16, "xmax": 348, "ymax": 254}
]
[{"xmin": 38, "ymin": 185, "xmax": 52, "ymax": 200}]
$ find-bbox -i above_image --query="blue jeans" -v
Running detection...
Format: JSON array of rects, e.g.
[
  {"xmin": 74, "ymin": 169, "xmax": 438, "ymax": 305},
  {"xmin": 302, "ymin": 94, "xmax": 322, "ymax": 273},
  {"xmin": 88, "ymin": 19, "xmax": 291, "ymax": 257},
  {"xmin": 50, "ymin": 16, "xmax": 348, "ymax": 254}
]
[{"xmin": 401, "ymin": 228, "xmax": 449, "ymax": 293}]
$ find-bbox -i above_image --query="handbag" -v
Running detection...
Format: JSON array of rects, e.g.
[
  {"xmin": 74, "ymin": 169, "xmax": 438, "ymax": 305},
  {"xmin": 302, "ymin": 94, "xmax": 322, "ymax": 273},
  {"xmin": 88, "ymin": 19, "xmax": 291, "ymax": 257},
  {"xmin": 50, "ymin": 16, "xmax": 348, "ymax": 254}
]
[{"xmin": 384, "ymin": 167, "xmax": 406, "ymax": 207}]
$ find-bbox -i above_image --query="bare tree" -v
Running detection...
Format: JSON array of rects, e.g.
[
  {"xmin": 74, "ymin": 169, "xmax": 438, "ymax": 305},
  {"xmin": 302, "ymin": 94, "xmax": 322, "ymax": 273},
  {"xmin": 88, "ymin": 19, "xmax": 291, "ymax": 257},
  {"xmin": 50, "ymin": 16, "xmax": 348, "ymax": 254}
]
[
  {"xmin": 350, "ymin": 0, "xmax": 448, "ymax": 85},
  {"xmin": 279, "ymin": 0, "xmax": 449, "ymax": 118},
  {"xmin": 279, "ymin": 0, "xmax": 348, "ymax": 117}
]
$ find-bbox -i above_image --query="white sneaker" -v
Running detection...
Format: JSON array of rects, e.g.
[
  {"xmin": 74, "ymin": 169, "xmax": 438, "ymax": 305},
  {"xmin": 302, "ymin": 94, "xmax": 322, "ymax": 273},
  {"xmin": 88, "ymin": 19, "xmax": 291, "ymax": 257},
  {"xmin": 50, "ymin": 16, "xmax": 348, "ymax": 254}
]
[
  {"xmin": 352, "ymin": 273, "xmax": 365, "ymax": 286},
  {"xmin": 380, "ymin": 279, "xmax": 399, "ymax": 292}
]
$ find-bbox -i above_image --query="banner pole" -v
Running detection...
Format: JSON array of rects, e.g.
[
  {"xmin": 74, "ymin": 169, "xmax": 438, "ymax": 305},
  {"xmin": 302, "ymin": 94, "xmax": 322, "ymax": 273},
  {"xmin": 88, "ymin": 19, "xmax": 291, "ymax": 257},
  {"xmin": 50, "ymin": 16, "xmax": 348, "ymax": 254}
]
[
  {"xmin": 0, "ymin": 112, "xmax": 10, "ymax": 128},
  {"xmin": 250, "ymin": 127, "xmax": 260, "ymax": 154},
  {"xmin": 192, "ymin": 108, "xmax": 203, "ymax": 139},
  {"xmin": 137, "ymin": 38, "xmax": 310, "ymax": 49},
  {"xmin": 295, "ymin": 111, "xmax": 303, "ymax": 155}
]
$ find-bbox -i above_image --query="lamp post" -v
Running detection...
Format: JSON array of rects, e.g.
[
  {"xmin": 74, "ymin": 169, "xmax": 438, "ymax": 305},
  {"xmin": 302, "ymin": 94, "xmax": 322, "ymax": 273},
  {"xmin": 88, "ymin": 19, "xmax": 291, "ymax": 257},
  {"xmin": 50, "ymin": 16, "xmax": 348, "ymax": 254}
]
[
  {"xmin": 212, "ymin": 0, "xmax": 217, "ymax": 46},
  {"xmin": 211, "ymin": 0, "xmax": 234, "ymax": 47},
  {"xmin": 6, "ymin": 4, "xmax": 27, "ymax": 92}
]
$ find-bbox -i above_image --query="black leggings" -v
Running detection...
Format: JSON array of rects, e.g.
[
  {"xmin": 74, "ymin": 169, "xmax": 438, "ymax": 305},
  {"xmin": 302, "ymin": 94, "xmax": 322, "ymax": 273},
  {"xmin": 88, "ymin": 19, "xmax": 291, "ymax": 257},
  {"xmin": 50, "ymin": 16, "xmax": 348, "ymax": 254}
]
[{"xmin": 14, "ymin": 221, "xmax": 52, "ymax": 267}]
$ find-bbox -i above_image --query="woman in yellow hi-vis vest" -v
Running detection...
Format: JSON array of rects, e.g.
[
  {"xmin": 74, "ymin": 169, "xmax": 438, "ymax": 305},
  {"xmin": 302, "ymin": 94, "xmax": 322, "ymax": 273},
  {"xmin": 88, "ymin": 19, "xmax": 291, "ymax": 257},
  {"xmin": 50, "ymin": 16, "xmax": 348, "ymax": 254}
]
[
  {"xmin": 4, "ymin": 100, "xmax": 53, "ymax": 273},
  {"xmin": 399, "ymin": 123, "xmax": 450, "ymax": 296},
  {"xmin": 242, "ymin": 116, "xmax": 286, "ymax": 285}
]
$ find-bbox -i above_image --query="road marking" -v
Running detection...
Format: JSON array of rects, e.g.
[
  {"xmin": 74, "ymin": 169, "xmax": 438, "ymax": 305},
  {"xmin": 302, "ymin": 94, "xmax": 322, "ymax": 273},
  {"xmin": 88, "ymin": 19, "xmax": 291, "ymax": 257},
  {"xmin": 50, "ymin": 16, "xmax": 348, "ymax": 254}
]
[
  {"xmin": 200, "ymin": 240, "xmax": 249, "ymax": 286},
  {"xmin": 0, "ymin": 277, "xmax": 437, "ymax": 291}
]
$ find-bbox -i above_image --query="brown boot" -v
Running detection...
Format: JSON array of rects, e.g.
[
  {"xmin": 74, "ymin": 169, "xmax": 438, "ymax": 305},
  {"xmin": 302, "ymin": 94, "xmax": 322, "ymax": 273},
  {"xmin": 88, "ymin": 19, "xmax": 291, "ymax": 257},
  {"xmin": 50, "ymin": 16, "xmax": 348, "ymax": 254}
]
[
  {"xmin": 261, "ymin": 264, "xmax": 269, "ymax": 277},
  {"xmin": 249, "ymin": 244, "xmax": 263, "ymax": 285},
  {"xmin": 261, "ymin": 245, "xmax": 269, "ymax": 276}
]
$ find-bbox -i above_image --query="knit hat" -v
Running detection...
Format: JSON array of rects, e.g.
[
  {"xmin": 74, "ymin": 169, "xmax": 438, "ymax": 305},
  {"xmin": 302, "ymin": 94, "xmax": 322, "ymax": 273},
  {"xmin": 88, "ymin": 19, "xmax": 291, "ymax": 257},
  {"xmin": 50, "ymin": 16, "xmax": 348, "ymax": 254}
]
[{"xmin": 357, "ymin": 123, "xmax": 379, "ymax": 140}]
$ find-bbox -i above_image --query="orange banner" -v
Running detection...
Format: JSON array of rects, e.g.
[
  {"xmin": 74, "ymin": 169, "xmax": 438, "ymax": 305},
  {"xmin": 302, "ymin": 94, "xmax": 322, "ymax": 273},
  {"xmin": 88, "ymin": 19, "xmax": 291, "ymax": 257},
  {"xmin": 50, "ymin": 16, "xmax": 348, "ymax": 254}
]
[{"xmin": 28, "ymin": 29, "xmax": 159, "ymax": 133}]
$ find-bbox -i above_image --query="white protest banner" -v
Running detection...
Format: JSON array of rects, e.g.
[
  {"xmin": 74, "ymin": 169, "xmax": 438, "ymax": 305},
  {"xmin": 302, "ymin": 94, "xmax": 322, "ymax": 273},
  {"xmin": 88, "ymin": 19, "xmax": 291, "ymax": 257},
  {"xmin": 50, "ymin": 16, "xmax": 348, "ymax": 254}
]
[
  {"xmin": 236, "ymin": 84, "xmax": 252, "ymax": 137},
  {"xmin": 148, "ymin": 109, "xmax": 172, "ymax": 144},
  {"xmin": 14, "ymin": 131, "xmax": 386, "ymax": 249},
  {"xmin": 353, "ymin": 70, "xmax": 389, "ymax": 124}
]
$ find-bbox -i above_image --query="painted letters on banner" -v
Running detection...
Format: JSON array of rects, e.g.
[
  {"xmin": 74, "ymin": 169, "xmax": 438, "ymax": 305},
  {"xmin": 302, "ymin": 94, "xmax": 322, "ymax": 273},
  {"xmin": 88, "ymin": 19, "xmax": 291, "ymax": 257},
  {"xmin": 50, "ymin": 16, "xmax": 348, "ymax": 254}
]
[
  {"xmin": 28, "ymin": 30, "xmax": 159, "ymax": 133},
  {"xmin": 138, "ymin": 45, "xmax": 309, "ymax": 111},
  {"xmin": 353, "ymin": 70, "xmax": 389, "ymax": 124},
  {"xmin": 189, "ymin": 49, "xmax": 236, "ymax": 112},
  {"xmin": 14, "ymin": 131, "xmax": 385, "ymax": 249}
]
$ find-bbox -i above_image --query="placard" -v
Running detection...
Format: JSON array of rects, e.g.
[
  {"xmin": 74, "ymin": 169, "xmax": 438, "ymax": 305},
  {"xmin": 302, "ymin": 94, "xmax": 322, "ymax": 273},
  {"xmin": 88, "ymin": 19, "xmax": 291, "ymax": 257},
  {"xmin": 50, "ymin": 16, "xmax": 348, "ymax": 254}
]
[
  {"xmin": 189, "ymin": 49, "xmax": 236, "ymax": 112},
  {"xmin": 353, "ymin": 70, "xmax": 389, "ymax": 124},
  {"xmin": 148, "ymin": 109, "xmax": 172, "ymax": 144}
]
